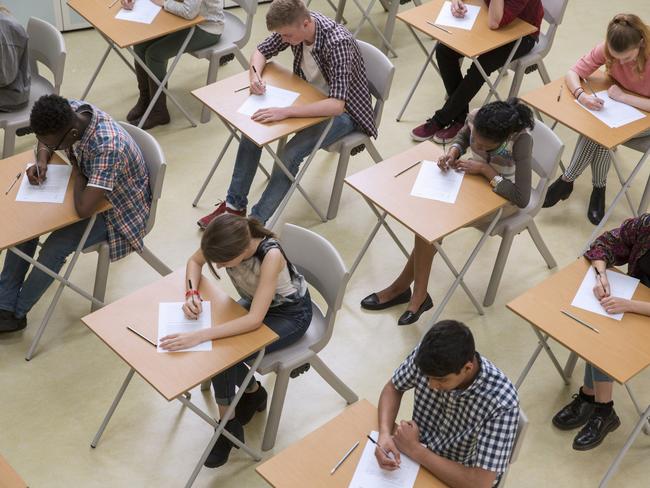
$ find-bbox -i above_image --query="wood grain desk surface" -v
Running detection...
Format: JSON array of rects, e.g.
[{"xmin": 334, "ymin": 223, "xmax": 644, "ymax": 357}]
[
  {"xmin": 345, "ymin": 141, "xmax": 506, "ymax": 244},
  {"xmin": 67, "ymin": 0, "xmax": 203, "ymax": 49},
  {"xmin": 397, "ymin": 0, "xmax": 537, "ymax": 58},
  {"xmin": 0, "ymin": 454, "xmax": 27, "ymax": 488},
  {"xmin": 0, "ymin": 151, "xmax": 111, "ymax": 250},
  {"xmin": 81, "ymin": 269, "xmax": 278, "ymax": 401},
  {"xmin": 192, "ymin": 62, "xmax": 329, "ymax": 147},
  {"xmin": 520, "ymin": 72, "xmax": 650, "ymax": 150},
  {"xmin": 507, "ymin": 258, "xmax": 650, "ymax": 384},
  {"xmin": 256, "ymin": 399, "xmax": 449, "ymax": 488}
]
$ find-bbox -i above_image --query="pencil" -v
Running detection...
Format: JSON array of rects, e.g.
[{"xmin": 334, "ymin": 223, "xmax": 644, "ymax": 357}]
[
  {"xmin": 561, "ymin": 310, "xmax": 600, "ymax": 334},
  {"xmin": 235, "ymin": 85, "xmax": 250, "ymax": 92},
  {"xmin": 5, "ymin": 172, "xmax": 20, "ymax": 195},
  {"xmin": 330, "ymin": 441, "xmax": 359, "ymax": 475},
  {"xmin": 252, "ymin": 65, "xmax": 263, "ymax": 85},
  {"xmin": 426, "ymin": 21, "xmax": 452, "ymax": 34},
  {"xmin": 394, "ymin": 160, "xmax": 422, "ymax": 178},
  {"xmin": 557, "ymin": 84, "xmax": 563, "ymax": 102},
  {"xmin": 108, "ymin": 0, "xmax": 119, "ymax": 8},
  {"xmin": 126, "ymin": 325, "xmax": 157, "ymax": 346},
  {"xmin": 582, "ymin": 78, "xmax": 600, "ymax": 100}
]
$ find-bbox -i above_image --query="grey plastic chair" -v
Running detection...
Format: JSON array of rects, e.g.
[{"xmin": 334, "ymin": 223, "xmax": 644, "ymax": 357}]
[
  {"xmin": 506, "ymin": 0, "xmax": 568, "ymax": 99},
  {"xmin": 84, "ymin": 122, "xmax": 172, "ymax": 311},
  {"xmin": 190, "ymin": 0, "xmax": 257, "ymax": 123},
  {"xmin": 481, "ymin": 120, "xmax": 565, "ymax": 307},
  {"xmin": 498, "ymin": 409, "xmax": 529, "ymax": 487},
  {"xmin": 0, "ymin": 17, "xmax": 66, "ymax": 158},
  {"xmin": 256, "ymin": 224, "xmax": 358, "ymax": 451},
  {"xmin": 324, "ymin": 40, "xmax": 395, "ymax": 220},
  {"xmin": 622, "ymin": 136, "xmax": 650, "ymax": 215}
]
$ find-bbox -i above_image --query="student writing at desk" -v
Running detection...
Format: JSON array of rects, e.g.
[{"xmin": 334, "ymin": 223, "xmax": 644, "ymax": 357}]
[
  {"xmin": 410, "ymin": 0, "xmax": 542, "ymax": 144},
  {"xmin": 0, "ymin": 94, "xmax": 151, "ymax": 333},
  {"xmin": 120, "ymin": 0, "xmax": 224, "ymax": 129},
  {"xmin": 362, "ymin": 99, "xmax": 533, "ymax": 325},
  {"xmin": 374, "ymin": 320, "xmax": 519, "ymax": 488},
  {"xmin": 552, "ymin": 213, "xmax": 650, "ymax": 451},
  {"xmin": 159, "ymin": 214, "xmax": 312, "ymax": 468},
  {"xmin": 197, "ymin": 0, "xmax": 376, "ymax": 228},
  {"xmin": 0, "ymin": 4, "xmax": 30, "ymax": 112},
  {"xmin": 544, "ymin": 14, "xmax": 650, "ymax": 225}
]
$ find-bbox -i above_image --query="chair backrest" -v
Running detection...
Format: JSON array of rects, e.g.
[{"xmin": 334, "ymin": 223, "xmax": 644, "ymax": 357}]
[
  {"xmin": 26, "ymin": 17, "xmax": 66, "ymax": 94},
  {"xmin": 498, "ymin": 409, "xmax": 528, "ymax": 486},
  {"xmin": 526, "ymin": 119, "xmax": 564, "ymax": 216},
  {"xmin": 534, "ymin": 0, "xmax": 568, "ymax": 59},
  {"xmin": 230, "ymin": 0, "xmax": 258, "ymax": 48},
  {"xmin": 118, "ymin": 122, "xmax": 167, "ymax": 236},
  {"xmin": 356, "ymin": 40, "xmax": 395, "ymax": 127},
  {"xmin": 279, "ymin": 224, "xmax": 349, "ymax": 351}
]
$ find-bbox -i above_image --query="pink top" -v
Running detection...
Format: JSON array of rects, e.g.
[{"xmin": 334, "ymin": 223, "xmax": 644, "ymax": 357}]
[{"xmin": 571, "ymin": 42, "xmax": 650, "ymax": 98}]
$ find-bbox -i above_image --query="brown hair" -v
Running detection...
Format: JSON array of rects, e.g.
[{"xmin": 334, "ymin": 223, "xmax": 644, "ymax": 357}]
[
  {"xmin": 0, "ymin": 5, "xmax": 10, "ymax": 14},
  {"xmin": 266, "ymin": 0, "xmax": 310, "ymax": 31},
  {"xmin": 605, "ymin": 13, "xmax": 650, "ymax": 77},
  {"xmin": 201, "ymin": 214, "xmax": 275, "ymax": 278}
]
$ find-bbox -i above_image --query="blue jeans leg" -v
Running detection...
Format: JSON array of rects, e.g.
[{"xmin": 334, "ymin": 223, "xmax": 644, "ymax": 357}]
[
  {"xmin": 583, "ymin": 362, "xmax": 613, "ymax": 389},
  {"xmin": 226, "ymin": 136, "xmax": 263, "ymax": 210},
  {"xmin": 0, "ymin": 215, "xmax": 108, "ymax": 318},
  {"xmin": 250, "ymin": 113, "xmax": 357, "ymax": 224}
]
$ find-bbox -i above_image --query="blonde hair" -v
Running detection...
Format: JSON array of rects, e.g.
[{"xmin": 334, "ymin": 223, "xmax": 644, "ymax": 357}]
[
  {"xmin": 0, "ymin": 5, "xmax": 11, "ymax": 14},
  {"xmin": 266, "ymin": 0, "xmax": 310, "ymax": 31},
  {"xmin": 604, "ymin": 13, "xmax": 650, "ymax": 77}
]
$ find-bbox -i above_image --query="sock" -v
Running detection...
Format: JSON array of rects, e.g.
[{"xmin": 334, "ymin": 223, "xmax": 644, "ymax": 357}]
[
  {"xmin": 225, "ymin": 201, "xmax": 241, "ymax": 211},
  {"xmin": 594, "ymin": 401, "xmax": 614, "ymax": 416},
  {"xmin": 579, "ymin": 387, "xmax": 595, "ymax": 403}
]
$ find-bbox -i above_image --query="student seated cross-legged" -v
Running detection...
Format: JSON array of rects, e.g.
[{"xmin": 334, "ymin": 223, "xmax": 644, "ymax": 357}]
[
  {"xmin": 375, "ymin": 320, "xmax": 519, "ymax": 488},
  {"xmin": 197, "ymin": 0, "xmax": 376, "ymax": 229},
  {"xmin": 0, "ymin": 94, "xmax": 151, "ymax": 334}
]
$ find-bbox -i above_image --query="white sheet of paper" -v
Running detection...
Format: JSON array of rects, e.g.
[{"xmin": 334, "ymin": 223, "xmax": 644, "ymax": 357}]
[
  {"xmin": 434, "ymin": 1, "xmax": 481, "ymax": 30},
  {"xmin": 115, "ymin": 0, "xmax": 161, "ymax": 24},
  {"xmin": 575, "ymin": 90, "xmax": 646, "ymax": 128},
  {"xmin": 410, "ymin": 160, "xmax": 464, "ymax": 203},
  {"xmin": 237, "ymin": 85, "xmax": 300, "ymax": 117},
  {"xmin": 348, "ymin": 431, "xmax": 419, "ymax": 488},
  {"xmin": 571, "ymin": 267, "xmax": 640, "ymax": 320},
  {"xmin": 15, "ymin": 164, "xmax": 71, "ymax": 204},
  {"xmin": 157, "ymin": 302, "xmax": 213, "ymax": 353}
]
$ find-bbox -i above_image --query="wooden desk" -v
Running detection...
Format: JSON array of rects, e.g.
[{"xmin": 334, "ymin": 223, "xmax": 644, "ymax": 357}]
[
  {"xmin": 68, "ymin": 0, "xmax": 202, "ymax": 127},
  {"xmin": 345, "ymin": 141, "xmax": 506, "ymax": 323},
  {"xmin": 396, "ymin": 0, "xmax": 537, "ymax": 120},
  {"xmin": 507, "ymin": 258, "xmax": 650, "ymax": 487},
  {"xmin": 191, "ymin": 62, "xmax": 333, "ymax": 228},
  {"xmin": 256, "ymin": 399, "xmax": 448, "ymax": 488},
  {"xmin": 0, "ymin": 150, "xmax": 112, "ymax": 360},
  {"xmin": 82, "ymin": 269, "xmax": 278, "ymax": 487},
  {"xmin": 0, "ymin": 455, "xmax": 27, "ymax": 488}
]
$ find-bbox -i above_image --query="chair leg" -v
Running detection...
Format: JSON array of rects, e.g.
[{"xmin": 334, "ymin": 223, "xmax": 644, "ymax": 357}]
[
  {"xmin": 537, "ymin": 60, "xmax": 551, "ymax": 85},
  {"xmin": 326, "ymin": 149, "xmax": 352, "ymax": 220},
  {"xmin": 527, "ymin": 221, "xmax": 557, "ymax": 269},
  {"xmin": 2, "ymin": 126, "xmax": 17, "ymax": 159},
  {"xmin": 310, "ymin": 355, "xmax": 358, "ymax": 404},
  {"xmin": 507, "ymin": 66, "xmax": 525, "ymax": 100},
  {"xmin": 138, "ymin": 245, "xmax": 173, "ymax": 276},
  {"xmin": 483, "ymin": 231, "xmax": 515, "ymax": 307},
  {"xmin": 200, "ymin": 56, "xmax": 221, "ymax": 124},
  {"xmin": 91, "ymin": 243, "xmax": 110, "ymax": 313},
  {"xmin": 234, "ymin": 48, "xmax": 249, "ymax": 70},
  {"xmin": 365, "ymin": 139, "xmax": 383, "ymax": 163},
  {"xmin": 261, "ymin": 368, "xmax": 291, "ymax": 451}
]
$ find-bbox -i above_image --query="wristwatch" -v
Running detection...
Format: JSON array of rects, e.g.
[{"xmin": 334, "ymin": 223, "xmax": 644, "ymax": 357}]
[{"xmin": 490, "ymin": 175, "xmax": 503, "ymax": 189}]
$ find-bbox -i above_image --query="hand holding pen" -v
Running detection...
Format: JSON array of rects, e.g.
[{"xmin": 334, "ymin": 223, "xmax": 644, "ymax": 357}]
[
  {"xmin": 371, "ymin": 433, "xmax": 401, "ymax": 471},
  {"xmin": 592, "ymin": 265, "xmax": 611, "ymax": 299},
  {"xmin": 183, "ymin": 279, "xmax": 203, "ymax": 320},
  {"xmin": 249, "ymin": 65, "xmax": 266, "ymax": 95},
  {"xmin": 578, "ymin": 78, "xmax": 604, "ymax": 111}
]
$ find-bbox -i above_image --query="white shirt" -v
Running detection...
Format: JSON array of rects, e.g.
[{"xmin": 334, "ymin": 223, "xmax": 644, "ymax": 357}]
[{"xmin": 301, "ymin": 43, "xmax": 329, "ymax": 96}]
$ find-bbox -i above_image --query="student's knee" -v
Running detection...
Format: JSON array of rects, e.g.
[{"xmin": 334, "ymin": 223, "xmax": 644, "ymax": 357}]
[{"xmin": 436, "ymin": 44, "xmax": 460, "ymax": 61}]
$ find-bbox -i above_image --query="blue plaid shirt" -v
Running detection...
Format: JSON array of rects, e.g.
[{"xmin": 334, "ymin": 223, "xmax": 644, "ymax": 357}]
[
  {"xmin": 67, "ymin": 100, "xmax": 151, "ymax": 261},
  {"xmin": 256, "ymin": 12, "xmax": 377, "ymax": 138},
  {"xmin": 392, "ymin": 350, "xmax": 519, "ymax": 483}
]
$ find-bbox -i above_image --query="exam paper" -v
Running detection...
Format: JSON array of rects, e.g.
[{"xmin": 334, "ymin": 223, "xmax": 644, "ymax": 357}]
[
  {"xmin": 15, "ymin": 164, "xmax": 71, "ymax": 204},
  {"xmin": 434, "ymin": 1, "xmax": 481, "ymax": 30},
  {"xmin": 115, "ymin": 0, "xmax": 161, "ymax": 24},
  {"xmin": 410, "ymin": 160, "xmax": 464, "ymax": 203},
  {"xmin": 348, "ymin": 431, "xmax": 419, "ymax": 488},
  {"xmin": 575, "ymin": 90, "xmax": 646, "ymax": 128},
  {"xmin": 157, "ymin": 302, "xmax": 213, "ymax": 353},
  {"xmin": 237, "ymin": 85, "xmax": 300, "ymax": 117},
  {"xmin": 571, "ymin": 267, "xmax": 640, "ymax": 320}
]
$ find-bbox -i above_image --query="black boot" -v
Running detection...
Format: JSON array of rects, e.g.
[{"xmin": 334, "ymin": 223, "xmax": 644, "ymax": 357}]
[
  {"xmin": 138, "ymin": 79, "xmax": 170, "ymax": 130},
  {"xmin": 573, "ymin": 403, "xmax": 620, "ymax": 451},
  {"xmin": 204, "ymin": 418, "xmax": 244, "ymax": 468},
  {"xmin": 587, "ymin": 186, "xmax": 606, "ymax": 225},
  {"xmin": 543, "ymin": 176, "xmax": 574, "ymax": 208},
  {"xmin": 552, "ymin": 389, "xmax": 595, "ymax": 430},
  {"xmin": 127, "ymin": 63, "xmax": 151, "ymax": 123},
  {"xmin": 235, "ymin": 381, "xmax": 268, "ymax": 426}
]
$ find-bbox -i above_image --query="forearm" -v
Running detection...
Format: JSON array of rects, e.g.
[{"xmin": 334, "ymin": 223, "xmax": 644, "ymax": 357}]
[
  {"xmin": 185, "ymin": 255, "xmax": 204, "ymax": 294},
  {"xmin": 565, "ymin": 70, "xmax": 583, "ymax": 98},
  {"xmin": 378, "ymin": 382, "xmax": 402, "ymax": 436},
  {"xmin": 591, "ymin": 259, "xmax": 608, "ymax": 273},
  {"xmin": 480, "ymin": 163, "xmax": 498, "ymax": 181},
  {"xmin": 411, "ymin": 445, "xmax": 495, "ymax": 488},
  {"xmin": 285, "ymin": 98, "xmax": 345, "ymax": 118},
  {"xmin": 630, "ymin": 300, "xmax": 650, "ymax": 316},
  {"xmin": 487, "ymin": 0, "xmax": 504, "ymax": 29},
  {"xmin": 36, "ymin": 143, "xmax": 53, "ymax": 165},
  {"xmin": 72, "ymin": 169, "xmax": 89, "ymax": 216},
  {"xmin": 250, "ymin": 50, "xmax": 267, "ymax": 80},
  {"xmin": 198, "ymin": 313, "xmax": 263, "ymax": 341},
  {"xmin": 163, "ymin": 0, "xmax": 200, "ymax": 19},
  {"xmin": 616, "ymin": 92, "xmax": 650, "ymax": 112}
]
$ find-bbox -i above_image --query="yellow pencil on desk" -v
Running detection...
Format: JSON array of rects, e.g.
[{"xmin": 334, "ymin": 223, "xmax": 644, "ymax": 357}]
[
  {"xmin": 394, "ymin": 160, "xmax": 422, "ymax": 178},
  {"xmin": 108, "ymin": 0, "xmax": 119, "ymax": 8},
  {"xmin": 557, "ymin": 84, "xmax": 563, "ymax": 102},
  {"xmin": 5, "ymin": 172, "xmax": 21, "ymax": 195},
  {"xmin": 426, "ymin": 21, "xmax": 452, "ymax": 34},
  {"xmin": 561, "ymin": 310, "xmax": 600, "ymax": 334}
]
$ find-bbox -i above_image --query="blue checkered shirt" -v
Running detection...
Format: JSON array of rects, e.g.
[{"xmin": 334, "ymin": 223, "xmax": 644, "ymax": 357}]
[
  {"xmin": 392, "ymin": 349, "xmax": 519, "ymax": 483},
  {"xmin": 256, "ymin": 11, "xmax": 377, "ymax": 138},
  {"xmin": 67, "ymin": 100, "xmax": 151, "ymax": 261}
]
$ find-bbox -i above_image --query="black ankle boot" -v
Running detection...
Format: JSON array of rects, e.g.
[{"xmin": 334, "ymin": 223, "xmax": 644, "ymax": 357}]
[
  {"xmin": 587, "ymin": 186, "xmax": 606, "ymax": 225},
  {"xmin": 573, "ymin": 405, "xmax": 620, "ymax": 451},
  {"xmin": 235, "ymin": 381, "xmax": 268, "ymax": 426},
  {"xmin": 204, "ymin": 419, "xmax": 244, "ymax": 468},
  {"xmin": 543, "ymin": 177, "xmax": 574, "ymax": 208}
]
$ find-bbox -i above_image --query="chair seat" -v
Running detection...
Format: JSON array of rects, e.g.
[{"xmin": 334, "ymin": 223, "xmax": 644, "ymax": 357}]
[
  {"xmin": 507, "ymin": 45, "xmax": 544, "ymax": 71},
  {"xmin": 324, "ymin": 130, "xmax": 368, "ymax": 153},
  {"xmin": 0, "ymin": 75, "xmax": 54, "ymax": 130},
  {"xmin": 189, "ymin": 14, "xmax": 246, "ymax": 59},
  {"xmin": 82, "ymin": 240, "xmax": 108, "ymax": 254},
  {"xmin": 256, "ymin": 302, "xmax": 327, "ymax": 375}
]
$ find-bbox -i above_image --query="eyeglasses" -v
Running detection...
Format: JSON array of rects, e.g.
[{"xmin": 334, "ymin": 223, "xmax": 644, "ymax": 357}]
[{"xmin": 37, "ymin": 126, "xmax": 74, "ymax": 152}]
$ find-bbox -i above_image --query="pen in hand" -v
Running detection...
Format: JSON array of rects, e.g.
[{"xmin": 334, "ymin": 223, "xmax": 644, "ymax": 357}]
[{"xmin": 366, "ymin": 434, "xmax": 399, "ymax": 467}]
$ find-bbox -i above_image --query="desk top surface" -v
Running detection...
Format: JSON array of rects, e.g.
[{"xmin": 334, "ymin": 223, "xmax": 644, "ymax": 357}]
[{"xmin": 0, "ymin": 454, "xmax": 27, "ymax": 488}]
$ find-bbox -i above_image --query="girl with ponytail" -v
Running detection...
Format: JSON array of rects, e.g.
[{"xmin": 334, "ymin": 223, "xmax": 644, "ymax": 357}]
[
  {"xmin": 544, "ymin": 13, "xmax": 650, "ymax": 225},
  {"xmin": 361, "ymin": 99, "xmax": 534, "ymax": 326},
  {"xmin": 159, "ymin": 214, "xmax": 312, "ymax": 468}
]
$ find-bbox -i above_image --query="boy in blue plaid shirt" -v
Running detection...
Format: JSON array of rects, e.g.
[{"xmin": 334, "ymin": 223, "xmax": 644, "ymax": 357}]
[{"xmin": 376, "ymin": 320, "xmax": 519, "ymax": 487}]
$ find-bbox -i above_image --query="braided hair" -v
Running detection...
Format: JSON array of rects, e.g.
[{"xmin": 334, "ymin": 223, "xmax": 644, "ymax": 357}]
[{"xmin": 473, "ymin": 98, "xmax": 534, "ymax": 143}]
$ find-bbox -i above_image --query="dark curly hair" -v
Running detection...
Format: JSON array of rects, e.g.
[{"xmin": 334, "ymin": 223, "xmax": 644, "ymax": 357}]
[
  {"xmin": 30, "ymin": 94, "xmax": 75, "ymax": 136},
  {"xmin": 415, "ymin": 320, "xmax": 475, "ymax": 377},
  {"xmin": 473, "ymin": 98, "xmax": 534, "ymax": 143}
]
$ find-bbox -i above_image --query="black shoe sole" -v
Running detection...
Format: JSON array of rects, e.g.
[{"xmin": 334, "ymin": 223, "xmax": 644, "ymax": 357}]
[{"xmin": 572, "ymin": 417, "xmax": 621, "ymax": 451}]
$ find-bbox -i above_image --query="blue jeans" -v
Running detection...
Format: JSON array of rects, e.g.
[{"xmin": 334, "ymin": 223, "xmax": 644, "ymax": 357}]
[
  {"xmin": 0, "ymin": 215, "xmax": 108, "ymax": 318},
  {"xmin": 226, "ymin": 113, "xmax": 357, "ymax": 224},
  {"xmin": 584, "ymin": 362, "xmax": 612, "ymax": 388},
  {"xmin": 211, "ymin": 291, "xmax": 313, "ymax": 405}
]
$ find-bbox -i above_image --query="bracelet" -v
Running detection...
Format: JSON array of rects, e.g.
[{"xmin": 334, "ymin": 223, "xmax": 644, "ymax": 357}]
[
  {"xmin": 574, "ymin": 89, "xmax": 584, "ymax": 100},
  {"xmin": 185, "ymin": 289, "xmax": 201, "ymax": 298},
  {"xmin": 36, "ymin": 147, "xmax": 52, "ymax": 155},
  {"xmin": 576, "ymin": 91, "xmax": 585, "ymax": 102},
  {"xmin": 571, "ymin": 86, "xmax": 583, "ymax": 98}
]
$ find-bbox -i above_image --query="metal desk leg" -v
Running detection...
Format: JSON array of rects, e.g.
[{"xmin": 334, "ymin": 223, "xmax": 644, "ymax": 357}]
[
  {"xmin": 91, "ymin": 368, "xmax": 136, "ymax": 448},
  {"xmin": 516, "ymin": 329, "xmax": 570, "ymax": 389},
  {"xmin": 474, "ymin": 37, "xmax": 522, "ymax": 105},
  {"xmin": 381, "ymin": 0, "xmax": 401, "ymax": 57},
  {"xmin": 82, "ymin": 33, "xmax": 137, "ymax": 99},
  {"xmin": 192, "ymin": 131, "xmax": 237, "ymax": 207},
  {"xmin": 563, "ymin": 351, "xmax": 579, "ymax": 379},
  {"xmin": 609, "ymin": 148, "xmax": 638, "ymax": 217},
  {"xmin": 350, "ymin": 0, "xmax": 398, "ymax": 57}
]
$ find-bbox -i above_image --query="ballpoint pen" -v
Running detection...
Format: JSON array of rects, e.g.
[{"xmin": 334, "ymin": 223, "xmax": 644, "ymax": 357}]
[
  {"xmin": 5, "ymin": 172, "xmax": 21, "ymax": 195},
  {"xmin": 394, "ymin": 160, "xmax": 421, "ymax": 177},
  {"xmin": 330, "ymin": 441, "xmax": 359, "ymax": 475},
  {"xmin": 126, "ymin": 325, "xmax": 157, "ymax": 346},
  {"xmin": 561, "ymin": 310, "xmax": 600, "ymax": 334},
  {"xmin": 426, "ymin": 21, "xmax": 452, "ymax": 34}
]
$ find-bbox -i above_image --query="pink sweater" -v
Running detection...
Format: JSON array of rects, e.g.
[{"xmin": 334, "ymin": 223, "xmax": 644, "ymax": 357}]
[{"xmin": 571, "ymin": 42, "xmax": 650, "ymax": 98}]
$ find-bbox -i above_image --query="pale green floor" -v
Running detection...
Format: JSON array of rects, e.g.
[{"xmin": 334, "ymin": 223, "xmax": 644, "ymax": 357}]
[{"xmin": 2, "ymin": 1, "xmax": 650, "ymax": 486}]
